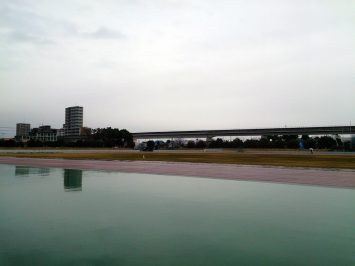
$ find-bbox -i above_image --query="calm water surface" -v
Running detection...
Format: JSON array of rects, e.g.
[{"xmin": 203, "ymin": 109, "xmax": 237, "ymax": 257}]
[{"xmin": 0, "ymin": 164, "xmax": 354, "ymax": 266}]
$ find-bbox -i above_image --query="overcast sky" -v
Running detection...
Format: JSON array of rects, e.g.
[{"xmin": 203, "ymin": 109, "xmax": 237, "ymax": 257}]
[{"xmin": 0, "ymin": 0, "xmax": 354, "ymax": 136}]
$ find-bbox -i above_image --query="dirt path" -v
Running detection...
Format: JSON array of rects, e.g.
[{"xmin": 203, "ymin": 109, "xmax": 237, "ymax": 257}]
[{"xmin": 0, "ymin": 157, "xmax": 354, "ymax": 188}]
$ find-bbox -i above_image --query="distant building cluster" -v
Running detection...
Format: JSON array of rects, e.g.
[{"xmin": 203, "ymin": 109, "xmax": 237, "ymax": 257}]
[{"xmin": 15, "ymin": 106, "xmax": 89, "ymax": 143}]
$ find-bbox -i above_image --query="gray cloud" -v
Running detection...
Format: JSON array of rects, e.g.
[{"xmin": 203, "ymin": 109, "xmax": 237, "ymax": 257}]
[
  {"xmin": 0, "ymin": 7, "xmax": 48, "ymax": 44},
  {"xmin": 83, "ymin": 27, "xmax": 126, "ymax": 39},
  {"xmin": 0, "ymin": 1, "xmax": 125, "ymax": 45},
  {"xmin": 0, "ymin": 1, "xmax": 125, "ymax": 75},
  {"xmin": 3, "ymin": 30, "xmax": 53, "ymax": 44},
  {"xmin": 0, "ymin": 1, "xmax": 76, "ymax": 45}
]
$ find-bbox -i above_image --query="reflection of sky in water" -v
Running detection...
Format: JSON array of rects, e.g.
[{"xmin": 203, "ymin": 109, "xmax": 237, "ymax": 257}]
[{"xmin": 1, "ymin": 163, "xmax": 354, "ymax": 266}]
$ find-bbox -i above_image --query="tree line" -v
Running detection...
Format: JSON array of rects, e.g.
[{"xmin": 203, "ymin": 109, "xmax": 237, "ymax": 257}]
[
  {"xmin": 1, "ymin": 131, "xmax": 353, "ymax": 150},
  {"xmin": 142, "ymin": 135, "xmax": 352, "ymax": 150},
  {"xmin": 0, "ymin": 127, "xmax": 134, "ymax": 148},
  {"xmin": 185, "ymin": 135, "xmax": 347, "ymax": 150}
]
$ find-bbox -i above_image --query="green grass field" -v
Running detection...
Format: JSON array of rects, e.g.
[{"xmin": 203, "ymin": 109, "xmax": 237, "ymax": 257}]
[{"xmin": 1, "ymin": 151, "xmax": 355, "ymax": 169}]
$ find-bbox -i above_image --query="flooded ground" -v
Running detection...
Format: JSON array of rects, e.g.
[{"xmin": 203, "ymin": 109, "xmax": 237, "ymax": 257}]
[
  {"xmin": 0, "ymin": 157, "xmax": 354, "ymax": 188},
  {"xmin": 0, "ymin": 164, "xmax": 354, "ymax": 266}
]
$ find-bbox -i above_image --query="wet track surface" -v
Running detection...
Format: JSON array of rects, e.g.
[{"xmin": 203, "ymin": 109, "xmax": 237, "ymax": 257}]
[{"xmin": 0, "ymin": 157, "xmax": 354, "ymax": 188}]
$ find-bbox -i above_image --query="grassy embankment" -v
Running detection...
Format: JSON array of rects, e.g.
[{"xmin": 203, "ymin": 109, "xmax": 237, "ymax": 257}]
[{"xmin": 1, "ymin": 151, "xmax": 355, "ymax": 170}]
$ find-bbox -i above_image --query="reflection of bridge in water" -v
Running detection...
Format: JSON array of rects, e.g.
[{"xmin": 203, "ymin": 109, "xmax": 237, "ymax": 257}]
[
  {"xmin": 64, "ymin": 169, "xmax": 82, "ymax": 192},
  {"xmin": 133, "ymin": 126, "xmax": 355, "ymax": 141}
]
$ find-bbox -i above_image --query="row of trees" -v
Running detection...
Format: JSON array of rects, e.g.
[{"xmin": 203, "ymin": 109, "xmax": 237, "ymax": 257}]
[
  {"xmin": 0, "ymin": 128, "xmax": 134, "ymax": 148},
  {"xmin": 137, "ymin": 135, "xmax": 353, "ymax": 151},
  {"xmin": 0, "ymin": 139, "xmax": 16, "ymax": 147},
  {"xmin": 184, "ymin": 135, "xmax": 347, "ymax": 150},
  {"xmin": 89, "ymin": 128, "xmax": 134, "ymax": 148},
  {"xmin": 1, "ymin": 132, "xmax": 353, "ymax": 150}
]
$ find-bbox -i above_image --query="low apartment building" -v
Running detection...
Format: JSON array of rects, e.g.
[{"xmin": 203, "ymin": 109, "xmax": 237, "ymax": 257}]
[{"xmin": 30, "ymin": 126, "xmax": 58, "ymax": 142}]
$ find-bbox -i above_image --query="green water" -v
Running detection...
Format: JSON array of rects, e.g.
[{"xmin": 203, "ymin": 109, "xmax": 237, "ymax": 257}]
[{"xmin": 0, "ymin": 164, "xmax": 354, "ymax": 266}]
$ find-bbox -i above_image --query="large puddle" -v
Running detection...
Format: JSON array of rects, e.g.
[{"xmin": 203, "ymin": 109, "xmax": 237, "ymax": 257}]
[{"xmin": 0, "ymin": 164, "xmax": 354, "ymax": 265}]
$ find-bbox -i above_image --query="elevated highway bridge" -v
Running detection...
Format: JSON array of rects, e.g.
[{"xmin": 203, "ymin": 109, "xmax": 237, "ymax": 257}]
[{"xmin": 133, "ymin": 126, "xmax": 354, "ymax": 140}]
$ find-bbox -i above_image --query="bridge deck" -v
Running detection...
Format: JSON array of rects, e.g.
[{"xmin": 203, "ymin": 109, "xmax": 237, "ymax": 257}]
[{"xmin": 133, "ymin": 126, "xmax": 355, "ymax": 139}]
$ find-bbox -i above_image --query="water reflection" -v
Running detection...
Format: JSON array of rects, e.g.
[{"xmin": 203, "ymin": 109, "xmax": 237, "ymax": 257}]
[
  {"xmin": 64, "ymin": 169, "xmax": 82, "ymax": 192},
  {"xmin": 15, "ymin": 166, "xmax": 51, "ymax": 176}
]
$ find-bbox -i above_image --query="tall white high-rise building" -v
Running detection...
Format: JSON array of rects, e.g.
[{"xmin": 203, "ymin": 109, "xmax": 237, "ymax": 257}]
[{"xmin": 64, "ymin": 106, "xmax": 83, "ymax": 136}]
